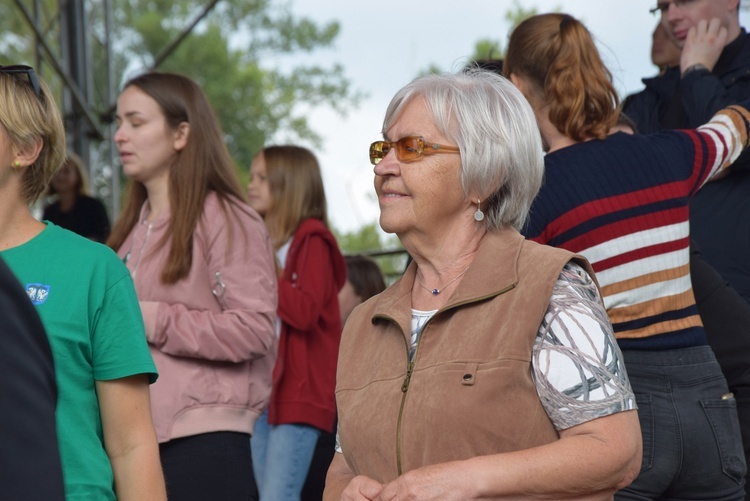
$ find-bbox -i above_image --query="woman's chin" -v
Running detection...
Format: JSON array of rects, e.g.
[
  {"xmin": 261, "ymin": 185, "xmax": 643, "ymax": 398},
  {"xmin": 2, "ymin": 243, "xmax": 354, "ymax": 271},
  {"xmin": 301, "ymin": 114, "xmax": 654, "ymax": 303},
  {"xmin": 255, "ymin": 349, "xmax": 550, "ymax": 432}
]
[{"xmin": 378, "ymin": 216, "xmax": 405, "ymax": 236}]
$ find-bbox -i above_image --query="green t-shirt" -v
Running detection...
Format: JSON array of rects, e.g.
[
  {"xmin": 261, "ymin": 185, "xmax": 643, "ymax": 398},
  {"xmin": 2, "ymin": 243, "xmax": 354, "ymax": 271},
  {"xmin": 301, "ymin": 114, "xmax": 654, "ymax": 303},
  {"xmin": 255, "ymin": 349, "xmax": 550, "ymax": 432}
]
[{"xmin": 1, "ymin": 223, "xmax": 157, "ymax": 500}]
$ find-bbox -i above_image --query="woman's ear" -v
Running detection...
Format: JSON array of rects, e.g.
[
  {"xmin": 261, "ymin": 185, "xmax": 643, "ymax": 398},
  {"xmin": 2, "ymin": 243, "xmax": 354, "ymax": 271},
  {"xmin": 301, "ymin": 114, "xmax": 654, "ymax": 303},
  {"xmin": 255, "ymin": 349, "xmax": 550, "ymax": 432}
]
[
  {"xmin": 173, "ymin": 122, "xmax": 190, "ymax": 152},
  {"xmin": 12, "ymin": 137, "xmax": 43, "ymax": 169},
  {"xmin": 509, "ymin": 73, "xmax": 528, "ymax": 96}
]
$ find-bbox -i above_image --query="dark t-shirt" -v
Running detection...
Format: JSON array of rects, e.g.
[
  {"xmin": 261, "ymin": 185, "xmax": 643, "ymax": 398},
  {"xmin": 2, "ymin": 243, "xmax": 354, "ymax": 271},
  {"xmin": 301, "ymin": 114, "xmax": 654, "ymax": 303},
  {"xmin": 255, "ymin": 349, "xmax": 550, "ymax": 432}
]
[{"xmin": 43, "ymin": 194, "xmax": 111, "ymax": 243}]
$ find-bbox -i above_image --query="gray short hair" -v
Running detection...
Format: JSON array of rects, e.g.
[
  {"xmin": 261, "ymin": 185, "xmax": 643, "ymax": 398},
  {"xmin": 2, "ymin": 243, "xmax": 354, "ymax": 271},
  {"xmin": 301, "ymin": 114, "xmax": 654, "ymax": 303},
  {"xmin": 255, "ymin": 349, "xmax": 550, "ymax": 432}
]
[{"xmin": 382, "ymin": 70, "xmax": 544, "ymax": 231}]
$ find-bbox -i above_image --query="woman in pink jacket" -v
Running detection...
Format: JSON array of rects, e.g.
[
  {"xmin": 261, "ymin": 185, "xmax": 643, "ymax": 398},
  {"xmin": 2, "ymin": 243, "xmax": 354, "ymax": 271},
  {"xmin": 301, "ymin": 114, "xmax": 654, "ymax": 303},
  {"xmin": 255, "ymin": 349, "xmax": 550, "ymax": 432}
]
[{"xmin": 109, "ymin": 72, "xmax": 277, "ymax": 501}]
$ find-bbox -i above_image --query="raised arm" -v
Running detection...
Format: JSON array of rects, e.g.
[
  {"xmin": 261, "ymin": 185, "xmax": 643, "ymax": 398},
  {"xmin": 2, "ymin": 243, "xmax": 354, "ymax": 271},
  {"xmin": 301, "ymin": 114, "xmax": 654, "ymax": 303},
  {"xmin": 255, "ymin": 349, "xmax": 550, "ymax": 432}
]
[{"xmin": 680, "ymin": 19, "xmax": 739, "ymax": 127}]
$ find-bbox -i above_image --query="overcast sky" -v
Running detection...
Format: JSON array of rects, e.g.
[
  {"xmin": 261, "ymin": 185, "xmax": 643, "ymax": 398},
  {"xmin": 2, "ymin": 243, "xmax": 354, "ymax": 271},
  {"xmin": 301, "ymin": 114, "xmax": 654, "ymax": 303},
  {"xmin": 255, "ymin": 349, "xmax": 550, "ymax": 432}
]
[{"xmin": 270, "ymin": 1, "xmax": 750, "ymax": 233}]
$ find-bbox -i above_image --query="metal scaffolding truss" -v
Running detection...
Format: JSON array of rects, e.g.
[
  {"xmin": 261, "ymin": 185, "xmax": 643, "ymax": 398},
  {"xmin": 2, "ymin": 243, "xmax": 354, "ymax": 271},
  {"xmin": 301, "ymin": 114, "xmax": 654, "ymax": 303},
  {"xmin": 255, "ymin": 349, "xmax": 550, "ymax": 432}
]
[{"xmin": 11, "ymin": 0, "xmax": 221, "ymax": 218}]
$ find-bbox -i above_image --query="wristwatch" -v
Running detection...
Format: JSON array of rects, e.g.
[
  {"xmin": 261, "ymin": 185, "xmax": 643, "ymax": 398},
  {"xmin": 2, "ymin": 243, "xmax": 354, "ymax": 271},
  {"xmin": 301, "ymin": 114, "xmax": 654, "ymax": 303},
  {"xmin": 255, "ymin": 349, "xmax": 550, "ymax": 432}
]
[{"xmin": 681, "ymin": 63, "xmax": 710, "ymax": 78}]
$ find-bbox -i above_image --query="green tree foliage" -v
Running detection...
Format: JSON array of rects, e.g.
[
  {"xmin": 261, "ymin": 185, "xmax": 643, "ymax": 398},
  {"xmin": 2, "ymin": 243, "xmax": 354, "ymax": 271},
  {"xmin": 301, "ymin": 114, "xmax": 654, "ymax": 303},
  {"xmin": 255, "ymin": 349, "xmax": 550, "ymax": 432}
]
[
  {"xmin": 469, "ymin": 1, "xmax": 543, "ymax": 63},
  {"xmin": 471, "ymin": 39, "xmax": 504, "ymax": 62},
  {"xmin": 2, "ymin": 0, "xmax": 362, "ymax": 171},
  {"xmin": 118, "ymin": 0, "xmax": 362, "ymax": 168}
]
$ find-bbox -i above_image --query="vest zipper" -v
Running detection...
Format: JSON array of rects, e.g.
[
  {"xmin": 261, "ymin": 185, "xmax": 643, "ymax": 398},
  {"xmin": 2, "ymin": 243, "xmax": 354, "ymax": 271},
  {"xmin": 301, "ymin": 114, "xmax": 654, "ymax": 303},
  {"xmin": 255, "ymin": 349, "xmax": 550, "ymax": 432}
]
[
  {"xmin": 392, "ymin": 282, "xmax": 515, "ymax": 476},
  {"xmin": 396, "ymin": 318, "xmax": 426, "ymax": 476},
  {"xmin": 396, "ymin": 358, "xmax": 414, "ymax": 475}
]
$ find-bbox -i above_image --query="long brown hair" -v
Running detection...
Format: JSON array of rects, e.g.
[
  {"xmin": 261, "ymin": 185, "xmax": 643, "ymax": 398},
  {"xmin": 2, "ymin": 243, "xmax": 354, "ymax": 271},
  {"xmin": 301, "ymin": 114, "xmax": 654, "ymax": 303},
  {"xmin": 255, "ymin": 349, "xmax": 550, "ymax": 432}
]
[
  {"xmin": 258, "ymin": 145, "xmax": 328, "ymax": 250},
  {"xmin": 107, "ymin": 72, "xmax": 247, "ymax": 284},
  {"xmin": 504, "ymin": 13, "xmax": 619, "ymax": 141}
]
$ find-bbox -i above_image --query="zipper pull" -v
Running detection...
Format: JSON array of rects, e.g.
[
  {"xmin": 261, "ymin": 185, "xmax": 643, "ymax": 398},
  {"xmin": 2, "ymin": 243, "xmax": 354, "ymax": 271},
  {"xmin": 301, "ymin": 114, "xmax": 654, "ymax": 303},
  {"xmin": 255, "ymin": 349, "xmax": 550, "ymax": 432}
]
[{"xmin": 401, "ymin": 361, "xmax": 414, "ymax": 392}]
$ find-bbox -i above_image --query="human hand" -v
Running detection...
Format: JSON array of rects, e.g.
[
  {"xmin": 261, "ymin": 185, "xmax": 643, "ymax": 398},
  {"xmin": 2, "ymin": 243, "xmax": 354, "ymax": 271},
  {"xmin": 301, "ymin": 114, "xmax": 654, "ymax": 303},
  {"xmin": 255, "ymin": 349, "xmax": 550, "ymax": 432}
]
[
  {"xmin": 681, "ymin": 18, "xmax": 728, "ymax": 73},
  {"xmin": 374, "ymin": 463, "xmax": 473, "ymax": 501},
  {"xmin": 340, "ymin": 475, "xmax": 384, "ymax": 501}
]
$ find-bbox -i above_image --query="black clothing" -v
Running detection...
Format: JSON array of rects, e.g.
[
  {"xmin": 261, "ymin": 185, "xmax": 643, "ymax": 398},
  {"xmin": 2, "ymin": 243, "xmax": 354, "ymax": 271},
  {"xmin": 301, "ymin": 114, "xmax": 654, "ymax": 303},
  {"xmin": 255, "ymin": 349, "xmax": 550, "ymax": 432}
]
[
  {"xmin": 160, "ymin": 432, "xmax": 258, "ymax": 501},
  {"xmin": 0, "ymin": 257, "xmax": 65, "ymax": 500},
  {"xmin": 43, "ymin": 194, "xmax": 111, "ymax": 243},
  {"xmin": 624, "ymin": 30, "xmax": 750, "ymax": 134},
  {"xmin": 301, "ymin": 430, "xmax": 336, "ymax": 501},
  {"xmin": 692, "ymin": 243, "xmax": 750, "ymax": 462}
]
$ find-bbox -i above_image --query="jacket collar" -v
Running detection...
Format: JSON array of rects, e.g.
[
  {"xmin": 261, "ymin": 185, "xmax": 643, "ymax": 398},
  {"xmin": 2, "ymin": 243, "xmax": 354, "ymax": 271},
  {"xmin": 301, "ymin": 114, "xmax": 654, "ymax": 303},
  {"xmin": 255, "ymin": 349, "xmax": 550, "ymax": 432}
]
[
  {"xmin": 370, "ymin": 227, "xmax": 523, "ymax": 334},
  {"xmin": 137, "ymin": 199, "xmax": 171, "ymax": 228}
]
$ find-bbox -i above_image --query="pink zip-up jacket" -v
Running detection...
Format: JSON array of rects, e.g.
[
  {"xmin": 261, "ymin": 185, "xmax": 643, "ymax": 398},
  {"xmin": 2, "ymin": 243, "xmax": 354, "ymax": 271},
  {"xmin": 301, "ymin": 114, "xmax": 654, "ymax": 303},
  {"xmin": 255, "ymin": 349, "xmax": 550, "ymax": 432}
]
[{"xmin": 117, "ymin": 192, "xmax": 277, "ymax": 443}]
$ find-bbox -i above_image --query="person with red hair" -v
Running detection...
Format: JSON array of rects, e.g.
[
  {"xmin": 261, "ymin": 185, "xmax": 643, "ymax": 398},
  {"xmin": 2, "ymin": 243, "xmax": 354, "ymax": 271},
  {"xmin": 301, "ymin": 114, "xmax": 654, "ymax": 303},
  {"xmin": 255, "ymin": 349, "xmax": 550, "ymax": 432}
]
[{"xmin": 505, "ymin": 12, "xmax": 750, "ymax": 499}]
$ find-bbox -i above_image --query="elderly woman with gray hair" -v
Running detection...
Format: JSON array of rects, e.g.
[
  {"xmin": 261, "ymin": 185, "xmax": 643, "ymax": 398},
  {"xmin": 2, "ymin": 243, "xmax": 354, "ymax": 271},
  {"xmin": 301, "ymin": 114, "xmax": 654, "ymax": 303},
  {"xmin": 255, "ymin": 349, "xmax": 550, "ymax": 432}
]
[{"xmin": 324, "ymin": 70, "xmax": 642, "ymax": 500}]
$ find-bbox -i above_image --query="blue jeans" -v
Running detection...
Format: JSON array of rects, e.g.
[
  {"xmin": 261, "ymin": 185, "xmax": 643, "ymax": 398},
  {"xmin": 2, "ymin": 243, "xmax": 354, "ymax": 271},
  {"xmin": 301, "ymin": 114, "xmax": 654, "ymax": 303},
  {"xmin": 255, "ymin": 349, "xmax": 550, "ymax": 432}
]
[
  {"xmin": 251, "ymin": 410, "xmax": 321, "ymax": 501},
  {"xmin": 615, "ymin": 346, "xmax": 746, "ymax": 500}
]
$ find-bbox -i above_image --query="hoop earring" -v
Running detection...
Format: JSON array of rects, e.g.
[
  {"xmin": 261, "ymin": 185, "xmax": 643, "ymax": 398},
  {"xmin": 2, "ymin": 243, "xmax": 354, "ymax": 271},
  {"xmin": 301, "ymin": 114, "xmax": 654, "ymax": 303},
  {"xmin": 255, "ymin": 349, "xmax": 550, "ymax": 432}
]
[{"xmin": 474, "ymin": 198, "xmax": 485, "ymax": 222}]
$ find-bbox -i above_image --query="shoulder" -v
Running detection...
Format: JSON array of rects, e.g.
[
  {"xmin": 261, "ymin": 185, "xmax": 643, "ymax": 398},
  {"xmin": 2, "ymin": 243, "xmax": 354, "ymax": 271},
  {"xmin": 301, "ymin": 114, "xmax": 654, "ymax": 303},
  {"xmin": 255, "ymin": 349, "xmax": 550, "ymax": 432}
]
[
  {"xmin": 296, "ymin": 217, "xmax": 329, "ymax": 235},
  {"xmin": 197, "ymin": 193, "xmax": 272, "ymax": 256},
  {"xmin": 198, "ymin": 192, "xmax": 268, "ymax": 242},
  {"xmin": 44, "ymin": 224, "xmax": 127, "ymax": 273},
  {"xmin": 292, "ymin": 219, "xmax": 338, "ymax": 249},
  {"xmin": 202, "ymin": 192, "xmax": 264, "ymax": 226},
  {"xmin": 78, "ymin": 194, "xmax": 104, "ymax": 205},
  {"xmin": 738, "ymin": 30, "xmax": 750, "ymax": 56},
  {"xmin": 298, "ymin": 219, "xmax": 341, "ymax": 247},
  {"xmin": 520, "ymin": 238, "xmax": 595, "ymax": 282},
  {"xmin": 76, "ymin": 195, "xmax": 107, "ymax": 211}
]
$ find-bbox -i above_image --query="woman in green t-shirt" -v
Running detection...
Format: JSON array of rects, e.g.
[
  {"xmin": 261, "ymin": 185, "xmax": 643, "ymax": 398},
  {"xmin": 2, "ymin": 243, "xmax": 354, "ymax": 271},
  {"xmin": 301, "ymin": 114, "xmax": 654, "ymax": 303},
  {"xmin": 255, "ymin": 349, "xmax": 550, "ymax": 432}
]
[{"xmin": 0, "ymin": 64, "xmax": 166, "ymax": 501}]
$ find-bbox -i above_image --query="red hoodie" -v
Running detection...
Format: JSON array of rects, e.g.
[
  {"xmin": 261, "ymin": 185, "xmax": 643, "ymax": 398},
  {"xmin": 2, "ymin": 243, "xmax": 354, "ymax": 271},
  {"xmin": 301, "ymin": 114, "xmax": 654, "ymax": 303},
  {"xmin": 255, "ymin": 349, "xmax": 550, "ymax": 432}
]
[{"xmin": 268, "ymin": 218, "xmax": 347, "ymax": 432}]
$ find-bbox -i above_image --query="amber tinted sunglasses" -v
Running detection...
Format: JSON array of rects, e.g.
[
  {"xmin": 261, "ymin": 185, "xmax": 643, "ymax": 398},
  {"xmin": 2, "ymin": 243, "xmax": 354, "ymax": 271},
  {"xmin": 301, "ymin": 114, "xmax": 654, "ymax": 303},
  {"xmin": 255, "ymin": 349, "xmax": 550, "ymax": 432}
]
[
  {"xmin": 369, "ymin": 136, "xmax": 460, "ymax": 165},
  {"xmin": 0, "ymin": 65, "xmax": 42, "ymax": 99}
]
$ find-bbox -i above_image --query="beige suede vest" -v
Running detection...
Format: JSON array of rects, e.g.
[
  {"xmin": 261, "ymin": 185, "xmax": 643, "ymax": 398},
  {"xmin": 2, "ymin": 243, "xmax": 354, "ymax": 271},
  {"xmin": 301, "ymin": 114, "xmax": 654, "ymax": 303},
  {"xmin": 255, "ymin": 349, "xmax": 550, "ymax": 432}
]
[{"xmin": 336, "ymin": 228, "xmax": 594, "ymax": 483}]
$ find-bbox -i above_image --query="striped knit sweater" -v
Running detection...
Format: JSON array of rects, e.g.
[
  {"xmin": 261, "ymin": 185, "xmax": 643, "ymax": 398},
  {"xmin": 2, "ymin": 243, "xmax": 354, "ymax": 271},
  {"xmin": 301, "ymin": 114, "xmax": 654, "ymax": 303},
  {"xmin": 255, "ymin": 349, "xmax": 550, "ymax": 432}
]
[{"xmin": 523, "ymin": 103, "xmax": 750, "ymax": 350}]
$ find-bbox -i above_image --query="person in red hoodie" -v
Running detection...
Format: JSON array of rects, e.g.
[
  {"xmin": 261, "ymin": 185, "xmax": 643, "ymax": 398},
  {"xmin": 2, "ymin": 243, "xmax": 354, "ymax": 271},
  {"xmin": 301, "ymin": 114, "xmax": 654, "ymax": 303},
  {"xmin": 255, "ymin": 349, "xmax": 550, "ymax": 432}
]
[{"xmin": 248, "ymin": 144, "xmax": 346, "ymax": 500}]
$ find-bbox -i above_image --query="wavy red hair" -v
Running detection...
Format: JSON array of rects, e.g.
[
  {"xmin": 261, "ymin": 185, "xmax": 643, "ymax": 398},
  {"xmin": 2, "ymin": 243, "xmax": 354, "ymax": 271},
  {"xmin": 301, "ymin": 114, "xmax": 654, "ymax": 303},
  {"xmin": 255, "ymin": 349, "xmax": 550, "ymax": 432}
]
[{"xmin": 504, "ymin": 13, "xmax": 619, "ymax": 141}]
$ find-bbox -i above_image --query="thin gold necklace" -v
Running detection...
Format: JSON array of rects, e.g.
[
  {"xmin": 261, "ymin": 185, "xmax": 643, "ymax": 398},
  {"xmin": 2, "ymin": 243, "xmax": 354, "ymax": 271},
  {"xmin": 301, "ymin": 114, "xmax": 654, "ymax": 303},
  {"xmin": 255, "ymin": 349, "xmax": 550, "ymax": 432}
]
[{"xmin": 416, "ymin": 267, "xmax": 470, "ymax": 296}]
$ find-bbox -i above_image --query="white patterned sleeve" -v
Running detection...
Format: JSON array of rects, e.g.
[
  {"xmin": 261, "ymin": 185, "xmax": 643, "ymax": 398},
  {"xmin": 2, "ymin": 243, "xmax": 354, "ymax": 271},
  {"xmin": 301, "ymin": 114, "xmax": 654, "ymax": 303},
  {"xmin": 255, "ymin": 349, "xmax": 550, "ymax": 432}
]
[{"xmin": 532, "ymin": 262, "xmax": 636, "ymax": 430}]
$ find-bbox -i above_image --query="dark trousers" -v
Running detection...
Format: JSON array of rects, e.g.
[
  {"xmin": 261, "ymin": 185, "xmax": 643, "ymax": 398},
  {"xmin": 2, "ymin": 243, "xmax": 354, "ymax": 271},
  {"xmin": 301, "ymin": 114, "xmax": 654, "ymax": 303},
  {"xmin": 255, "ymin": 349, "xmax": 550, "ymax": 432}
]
[
  {"xmin": 301, "ymin": 429, "xmax": 336, "ymax": 501},
  {"xmin": 692, "ymin": 242, "xmax": 750, "ymax": 463},
  {"xmin": 160, "ymin": 431, "xmax": 258, "ymax": 501},
  {"xmin": 616, "ymin": 346, "xmax": 746, "ymax": 500}
]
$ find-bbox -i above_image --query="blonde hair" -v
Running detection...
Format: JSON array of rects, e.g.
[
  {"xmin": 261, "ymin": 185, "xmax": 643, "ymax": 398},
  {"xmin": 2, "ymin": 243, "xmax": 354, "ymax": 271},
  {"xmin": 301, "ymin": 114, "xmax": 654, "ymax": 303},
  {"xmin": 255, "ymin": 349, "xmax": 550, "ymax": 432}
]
[
  {"xmin": 258, "ymin": 145, "xmax": 329, "ymax": 249},
  {"xmin": 504, "ymin": 13, "xmax": 619, "ymax": 141},
  {"xmin": 0, "ymin": 70, "xmax": 66, "ymax": 203}
]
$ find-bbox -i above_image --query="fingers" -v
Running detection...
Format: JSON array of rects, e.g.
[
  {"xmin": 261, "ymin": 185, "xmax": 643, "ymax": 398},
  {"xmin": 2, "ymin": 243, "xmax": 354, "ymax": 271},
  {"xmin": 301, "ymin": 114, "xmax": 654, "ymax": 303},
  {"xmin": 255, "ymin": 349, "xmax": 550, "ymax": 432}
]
[
  {"xmin": 681, "ymin": 18, "xmax": 727, "ymax": 72},
  {"xmin": 341, "ymin": 475, "xmax": 383, "ymax": 501}
]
